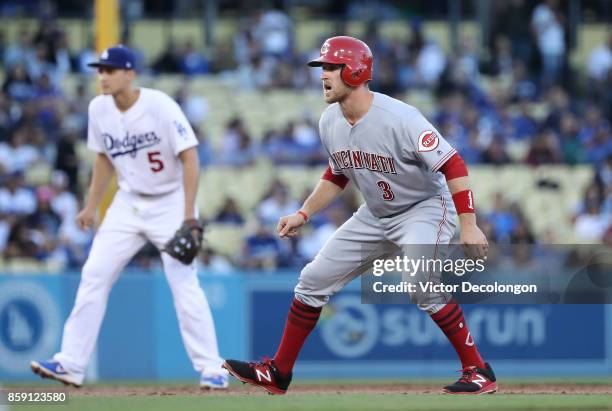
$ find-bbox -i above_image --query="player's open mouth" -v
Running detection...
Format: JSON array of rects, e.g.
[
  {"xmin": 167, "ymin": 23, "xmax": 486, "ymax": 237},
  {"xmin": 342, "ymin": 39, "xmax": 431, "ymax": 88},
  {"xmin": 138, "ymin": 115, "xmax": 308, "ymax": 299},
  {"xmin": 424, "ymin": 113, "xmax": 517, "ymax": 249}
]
[{"xmin": 323, "ymin": 84, "xmax": 332, "ymax": 92}]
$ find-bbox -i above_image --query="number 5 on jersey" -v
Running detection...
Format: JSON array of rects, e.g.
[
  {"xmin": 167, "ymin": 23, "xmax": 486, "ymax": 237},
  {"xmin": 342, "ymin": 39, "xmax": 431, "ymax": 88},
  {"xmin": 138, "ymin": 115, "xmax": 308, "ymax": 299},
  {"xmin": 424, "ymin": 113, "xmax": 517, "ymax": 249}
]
[
  {"xmin": 377, "ymin": 180, "xmax": 394, "ymax": 201},
  {"xmin": 148, "ymin": 151, "xmax": 164, "ymax": 172}
]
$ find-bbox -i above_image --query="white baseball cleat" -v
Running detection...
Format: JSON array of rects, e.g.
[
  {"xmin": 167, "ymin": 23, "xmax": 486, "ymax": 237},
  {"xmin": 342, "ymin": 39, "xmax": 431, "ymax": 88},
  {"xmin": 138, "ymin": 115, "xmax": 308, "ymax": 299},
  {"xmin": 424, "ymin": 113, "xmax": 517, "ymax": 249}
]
[
  {"xmin": 199, "ymin": 372, "xmax": 229, "ymax": 390},
  {"xmin": 30, "ymin": 360, "xmax": 82, "ymax": 388}
]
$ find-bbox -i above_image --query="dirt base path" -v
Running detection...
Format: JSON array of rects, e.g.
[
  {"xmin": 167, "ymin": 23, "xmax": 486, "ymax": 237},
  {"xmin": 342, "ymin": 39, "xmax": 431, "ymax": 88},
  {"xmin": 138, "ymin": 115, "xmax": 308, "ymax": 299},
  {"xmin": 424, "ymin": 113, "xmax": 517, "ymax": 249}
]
[{"xmin": 63, "ymin": 383, "xmax": 612, "ymax": 396}]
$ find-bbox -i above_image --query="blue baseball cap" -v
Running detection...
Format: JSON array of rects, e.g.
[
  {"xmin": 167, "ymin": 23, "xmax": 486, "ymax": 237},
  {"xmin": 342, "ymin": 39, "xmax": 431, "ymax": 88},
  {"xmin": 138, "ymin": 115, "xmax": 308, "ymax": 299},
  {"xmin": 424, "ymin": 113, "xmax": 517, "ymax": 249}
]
[{"xmin": 88, "ymin": 45, "xmax": 135, "ymax": 70}]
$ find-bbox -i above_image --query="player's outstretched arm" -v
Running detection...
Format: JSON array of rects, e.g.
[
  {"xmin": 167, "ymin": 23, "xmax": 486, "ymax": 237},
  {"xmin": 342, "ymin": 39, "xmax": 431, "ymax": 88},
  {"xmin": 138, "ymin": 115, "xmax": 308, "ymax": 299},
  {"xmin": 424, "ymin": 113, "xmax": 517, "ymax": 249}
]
[
  {"xmin": 277, "ymin": 179, "xmax": 345, "ymax": 238},
  {"xmin": 76, "ymin": 153, "xmax": 114, "ymax": 229}
]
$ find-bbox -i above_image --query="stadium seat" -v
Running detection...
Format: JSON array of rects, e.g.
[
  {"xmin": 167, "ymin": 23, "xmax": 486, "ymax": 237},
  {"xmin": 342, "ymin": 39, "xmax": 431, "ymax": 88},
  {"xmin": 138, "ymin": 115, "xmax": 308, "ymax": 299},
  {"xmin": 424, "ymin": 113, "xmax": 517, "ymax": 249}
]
[
  {"xmin": 25, "ymin": 162, "xmax": 53, "ymax": 186},
  {"xmin": 3, "ymin": 258, "xmax": 45, "ymax": 274},
  {"xmin": 204, "ymin": 224, "xmax": 245, "ymax": 257}
]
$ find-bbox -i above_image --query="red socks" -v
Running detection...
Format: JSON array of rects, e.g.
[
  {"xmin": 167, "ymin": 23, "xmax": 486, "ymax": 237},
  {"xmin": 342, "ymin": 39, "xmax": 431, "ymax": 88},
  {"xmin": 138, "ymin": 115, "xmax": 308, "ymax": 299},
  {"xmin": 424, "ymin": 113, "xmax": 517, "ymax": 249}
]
[
  {"xmin": 430, "ymin": 301, "xmax": 485, "ymax": 369},
  {"xmin": 273, "ymin": 298, "xmax": 322, "ymax": 376},
  {"xmin": 273, "ymin": 298, "xmax": 484, "ymax": 374}
]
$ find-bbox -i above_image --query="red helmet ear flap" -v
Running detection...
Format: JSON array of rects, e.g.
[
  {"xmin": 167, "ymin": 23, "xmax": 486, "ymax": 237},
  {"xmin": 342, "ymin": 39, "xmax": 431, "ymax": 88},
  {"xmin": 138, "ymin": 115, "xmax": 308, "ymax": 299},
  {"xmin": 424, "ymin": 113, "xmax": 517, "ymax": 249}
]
[{"xmin": 341, "ymin": 64, "xmax": 370, "ymax": 87}]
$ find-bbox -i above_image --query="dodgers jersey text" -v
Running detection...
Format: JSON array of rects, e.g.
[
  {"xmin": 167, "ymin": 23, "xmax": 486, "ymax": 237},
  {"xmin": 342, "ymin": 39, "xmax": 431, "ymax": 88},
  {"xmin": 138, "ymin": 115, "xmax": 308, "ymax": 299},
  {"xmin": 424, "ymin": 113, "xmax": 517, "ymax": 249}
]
[{"xmin": 87, "ymin": 87, "xmax": 198, "ymax": 195}]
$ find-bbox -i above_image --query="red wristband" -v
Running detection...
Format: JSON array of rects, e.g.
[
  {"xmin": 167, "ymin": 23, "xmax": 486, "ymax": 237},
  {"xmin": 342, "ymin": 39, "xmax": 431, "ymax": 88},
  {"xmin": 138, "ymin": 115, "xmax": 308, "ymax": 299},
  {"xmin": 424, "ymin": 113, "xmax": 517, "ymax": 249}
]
[
  {"xmin": 297, "ymin": 210, "xmax": 309, "ymax": 222},
  {"xmin": 452, "ymin": 190, "xmax": 475, "ymax": 214}
]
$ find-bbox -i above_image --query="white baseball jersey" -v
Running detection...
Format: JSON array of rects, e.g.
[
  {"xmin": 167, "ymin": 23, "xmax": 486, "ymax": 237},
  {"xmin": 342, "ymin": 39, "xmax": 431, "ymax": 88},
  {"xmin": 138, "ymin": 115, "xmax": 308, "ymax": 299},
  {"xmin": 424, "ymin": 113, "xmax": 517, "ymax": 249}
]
[
  {"xmin": 53, "ymin": 88, "xmax": 225, "ymax": 381},
  {"xmin": 87, "ymin": 87, "xmax": 198, "ymax": 195},
  {"xmin": 320, "ymin": 92, "xmax": 456, "ymax": 217}
]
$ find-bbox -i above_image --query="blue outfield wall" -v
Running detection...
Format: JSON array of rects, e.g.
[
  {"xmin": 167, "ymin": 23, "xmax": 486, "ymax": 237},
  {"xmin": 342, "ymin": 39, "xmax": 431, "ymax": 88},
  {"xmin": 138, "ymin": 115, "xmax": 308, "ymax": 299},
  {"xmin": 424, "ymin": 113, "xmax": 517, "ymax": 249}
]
[
  {"xmin": 0, "ymin": 272, "xmax": 246, "ymax": 382},
  {"xmin": 0, "ymin": 271, "xmax": 611, "ymax": 382}
]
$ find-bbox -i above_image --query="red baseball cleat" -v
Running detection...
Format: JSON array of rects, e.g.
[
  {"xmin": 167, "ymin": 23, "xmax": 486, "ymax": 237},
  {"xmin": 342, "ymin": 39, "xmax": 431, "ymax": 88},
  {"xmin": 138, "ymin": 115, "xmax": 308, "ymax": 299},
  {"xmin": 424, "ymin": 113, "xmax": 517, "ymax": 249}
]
[
  {"xmin": 442, "ymin": 362, "xmax": 498, "ymax": 395},
  {"xmin": 223, "ymin": 358, "xmax": 292, "ymax": 395}
]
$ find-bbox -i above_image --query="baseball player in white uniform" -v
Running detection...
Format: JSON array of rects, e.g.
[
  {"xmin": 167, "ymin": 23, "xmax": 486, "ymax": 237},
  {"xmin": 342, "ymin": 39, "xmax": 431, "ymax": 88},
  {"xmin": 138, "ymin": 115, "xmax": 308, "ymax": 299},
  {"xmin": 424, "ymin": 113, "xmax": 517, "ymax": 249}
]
[
  {"xmin": 224, "ymin": 36, "xmax": 497, "ymax": 395},
  {"xmin": 30, "ymin": 46, "xmax": 228, "ymax": 389}
]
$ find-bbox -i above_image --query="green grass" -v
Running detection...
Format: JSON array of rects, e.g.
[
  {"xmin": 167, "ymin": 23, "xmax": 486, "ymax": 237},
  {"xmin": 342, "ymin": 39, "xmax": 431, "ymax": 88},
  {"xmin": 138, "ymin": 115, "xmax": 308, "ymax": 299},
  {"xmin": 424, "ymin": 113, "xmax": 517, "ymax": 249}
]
[
  {"xmin": 10, "ymin": 393, "xmax": 612, "ymax": 411},
  {"xmin": 7, "ymin": 379, "xmax": 612, "ymax": 410}
]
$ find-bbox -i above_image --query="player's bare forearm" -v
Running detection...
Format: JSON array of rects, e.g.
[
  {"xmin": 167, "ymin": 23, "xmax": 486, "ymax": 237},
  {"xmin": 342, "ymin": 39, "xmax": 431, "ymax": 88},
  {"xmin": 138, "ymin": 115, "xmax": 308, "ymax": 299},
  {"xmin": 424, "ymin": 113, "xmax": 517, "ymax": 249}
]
[
  {"xmin": 85, "ymin": 153, "xmax": 114, "ymax": 210},
  {"xmin": 302, "ymin": 179, "xmax": 344, "ymax": 217},
  {"xmin": 446, "ymin": 176, "xmax": 477, "ymax": 227},
  {"xmin": 179, "ymin": 147, "xmax": 199, "ymax": 220},
  {"xmin": 277, "ymin": 179, "xmax": 343, "ymax": 238},
  {"xmin": 445, "ymin": 176, "xmax": 469, "ymax": 195}
]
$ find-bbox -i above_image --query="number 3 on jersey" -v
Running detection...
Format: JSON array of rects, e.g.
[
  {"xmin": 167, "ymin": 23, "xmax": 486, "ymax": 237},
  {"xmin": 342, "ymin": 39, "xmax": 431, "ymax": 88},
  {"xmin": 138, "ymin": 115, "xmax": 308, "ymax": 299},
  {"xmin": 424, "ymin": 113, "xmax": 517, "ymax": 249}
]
[
  {"xmin": 148, "ymin": 151, "xmax": 164, "ymax": 172},
  {"xmin": 377, "ymin": 180, "xmax": 394, "ymax": 201}
]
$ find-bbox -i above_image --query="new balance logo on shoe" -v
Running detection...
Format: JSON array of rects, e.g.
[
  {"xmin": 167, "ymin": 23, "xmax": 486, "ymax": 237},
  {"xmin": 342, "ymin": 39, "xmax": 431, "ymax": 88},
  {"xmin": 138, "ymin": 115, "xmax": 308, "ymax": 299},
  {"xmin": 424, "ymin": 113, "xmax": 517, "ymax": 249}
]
[
  {"xmin": 223, "ymin": 359, "xmax": 292, "ymax": 395},
  {"xmin": 471, "ymin": 373, "xmax": 487, "ymax": 388},
  {"xmin": 443, "ymin": 362, "xmax": 497, "ymax": 395},
  {"xmin": 256, "ymin": 369, "xmax": 272, "ymax": 383}
]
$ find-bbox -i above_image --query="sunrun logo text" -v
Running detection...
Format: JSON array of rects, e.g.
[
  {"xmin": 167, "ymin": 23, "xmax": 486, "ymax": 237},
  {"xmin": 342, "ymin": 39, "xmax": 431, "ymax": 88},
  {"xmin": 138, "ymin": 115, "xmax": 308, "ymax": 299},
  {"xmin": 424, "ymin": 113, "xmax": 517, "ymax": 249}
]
[{"xmin": 103, "ymin": 131, "xmax": 161, "ymax": 158}]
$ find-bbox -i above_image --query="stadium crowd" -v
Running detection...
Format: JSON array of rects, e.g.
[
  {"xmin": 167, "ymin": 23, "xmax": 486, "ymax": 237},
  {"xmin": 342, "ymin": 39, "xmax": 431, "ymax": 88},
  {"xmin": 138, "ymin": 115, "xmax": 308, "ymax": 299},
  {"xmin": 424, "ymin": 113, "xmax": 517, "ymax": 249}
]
[{"xmin": 0, "ymin": 0, "xmax": 610, "ymax": 271}]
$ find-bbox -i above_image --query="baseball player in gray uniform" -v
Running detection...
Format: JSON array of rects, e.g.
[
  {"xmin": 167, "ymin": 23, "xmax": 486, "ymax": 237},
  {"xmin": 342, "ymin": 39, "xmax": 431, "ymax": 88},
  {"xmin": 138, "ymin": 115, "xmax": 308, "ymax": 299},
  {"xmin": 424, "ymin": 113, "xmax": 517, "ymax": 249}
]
[{"xmin": 224, "ymin": 36, "xmax": 497, "ymax": 395}]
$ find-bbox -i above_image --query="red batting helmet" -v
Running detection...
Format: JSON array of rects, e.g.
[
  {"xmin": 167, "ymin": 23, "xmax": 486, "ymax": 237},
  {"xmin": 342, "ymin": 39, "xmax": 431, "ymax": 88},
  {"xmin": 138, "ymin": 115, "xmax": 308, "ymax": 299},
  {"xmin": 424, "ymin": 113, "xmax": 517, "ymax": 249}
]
[{"xmin": 308, "ymin": 36, "xmax": 373, "ymax": 87}]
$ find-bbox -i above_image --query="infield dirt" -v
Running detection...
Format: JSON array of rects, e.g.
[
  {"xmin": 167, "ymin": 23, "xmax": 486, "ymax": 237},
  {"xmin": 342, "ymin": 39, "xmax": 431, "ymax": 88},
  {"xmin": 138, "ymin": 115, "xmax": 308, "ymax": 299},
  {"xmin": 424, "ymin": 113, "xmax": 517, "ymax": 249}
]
[{"xmin": 66, "ymin": 382, "xmax": 612, "ymax": 396}]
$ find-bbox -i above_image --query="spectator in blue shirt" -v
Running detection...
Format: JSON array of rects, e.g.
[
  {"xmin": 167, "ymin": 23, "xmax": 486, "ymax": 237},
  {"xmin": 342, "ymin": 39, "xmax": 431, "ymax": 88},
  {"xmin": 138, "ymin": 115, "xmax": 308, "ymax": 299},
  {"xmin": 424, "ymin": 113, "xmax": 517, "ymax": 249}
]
[{"xmin": 241, "ymin": 221, "xmax": 282, "ymax": 270}]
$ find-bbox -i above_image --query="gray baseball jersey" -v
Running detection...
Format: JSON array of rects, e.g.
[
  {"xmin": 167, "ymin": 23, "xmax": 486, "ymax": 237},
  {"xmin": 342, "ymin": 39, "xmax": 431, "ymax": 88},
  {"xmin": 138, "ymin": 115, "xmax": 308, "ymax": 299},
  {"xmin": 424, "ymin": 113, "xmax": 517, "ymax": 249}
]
[
  {"xmin": 295, "ymin": 92, "xmax": 459, "ymax": 313},
  {"xmin": 320, "ymin": 92, "xmax": 457, "ymax": 217}
]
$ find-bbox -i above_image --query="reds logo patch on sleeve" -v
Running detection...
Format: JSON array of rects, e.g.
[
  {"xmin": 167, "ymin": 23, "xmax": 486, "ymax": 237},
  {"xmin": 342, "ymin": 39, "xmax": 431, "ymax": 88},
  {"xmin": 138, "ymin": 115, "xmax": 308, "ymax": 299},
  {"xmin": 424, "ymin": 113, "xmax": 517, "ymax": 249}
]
[{"xmin": 418, "ymin": 130, "xmax": 439, "ymax": 152}]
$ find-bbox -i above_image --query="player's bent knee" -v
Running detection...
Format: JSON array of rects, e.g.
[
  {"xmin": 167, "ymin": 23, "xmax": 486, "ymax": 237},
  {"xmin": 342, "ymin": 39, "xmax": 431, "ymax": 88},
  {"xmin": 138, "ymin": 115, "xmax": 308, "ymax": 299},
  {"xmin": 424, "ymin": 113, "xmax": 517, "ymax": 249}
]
[{"xmin": 294, "ymin": 268, "xmax": 333, "ymax": 308}]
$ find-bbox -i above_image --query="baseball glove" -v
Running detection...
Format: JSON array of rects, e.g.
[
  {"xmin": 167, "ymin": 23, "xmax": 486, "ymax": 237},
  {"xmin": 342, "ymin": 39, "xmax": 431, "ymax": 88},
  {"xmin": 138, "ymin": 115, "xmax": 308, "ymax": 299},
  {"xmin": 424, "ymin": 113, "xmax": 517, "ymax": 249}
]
[{"xmin": 163, "ymin": 219, "xmax": 204, "ymax": 264}]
